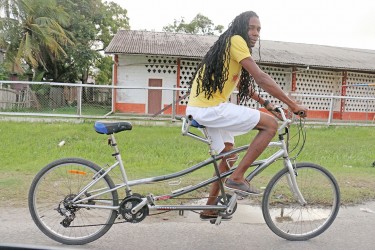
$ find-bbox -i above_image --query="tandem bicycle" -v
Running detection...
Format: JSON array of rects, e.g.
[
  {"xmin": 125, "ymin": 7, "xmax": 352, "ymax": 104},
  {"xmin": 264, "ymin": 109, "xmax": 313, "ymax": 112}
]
[{"xmin": 28, "ymin": 107, "xmax": 340, "ymax": 245}]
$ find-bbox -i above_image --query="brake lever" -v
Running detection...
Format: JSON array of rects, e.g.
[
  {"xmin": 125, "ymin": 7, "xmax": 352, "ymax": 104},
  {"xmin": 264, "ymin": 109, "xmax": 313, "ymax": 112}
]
[{"xmin": 271, "ymin": 106, "xmax": 286, "ymax": 121}]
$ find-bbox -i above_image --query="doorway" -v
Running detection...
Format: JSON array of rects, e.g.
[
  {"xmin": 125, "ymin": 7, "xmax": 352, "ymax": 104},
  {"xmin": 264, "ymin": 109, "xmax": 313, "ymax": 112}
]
[{"xmin": 148, "ymin": 79, "xmax": 162, "ymax": 114}]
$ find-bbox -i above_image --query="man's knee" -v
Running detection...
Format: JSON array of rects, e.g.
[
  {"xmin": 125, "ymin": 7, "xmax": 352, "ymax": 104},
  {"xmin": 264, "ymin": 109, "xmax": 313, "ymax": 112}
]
[
  {"xmin": 257, "ymin": 114, "xmax": 278, "ymax": 137},
  {"xmin": 223, "ymin": 142, "xmax": 234, "ymax": 152},
  {"xmin": 219, "ymin": 143, "xmax": 237, "ymax": 169},
  {"xmin": 268, "ymin": 117, "xmax": 278, "ymax": 133}
]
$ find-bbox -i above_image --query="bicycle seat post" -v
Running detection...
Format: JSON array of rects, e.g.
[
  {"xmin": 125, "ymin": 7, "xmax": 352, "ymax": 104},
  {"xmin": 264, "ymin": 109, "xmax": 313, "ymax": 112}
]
[
  {"xmin": 182, "ymin": 116, "xmax": 229, "ymax": 204},
  {"xmin": 192, "ymin": 121, "xmax": 229, "ymax": 204},
  {"xmin": 108, "ymin": 133, "xmax": 132, "ymax": 196}
]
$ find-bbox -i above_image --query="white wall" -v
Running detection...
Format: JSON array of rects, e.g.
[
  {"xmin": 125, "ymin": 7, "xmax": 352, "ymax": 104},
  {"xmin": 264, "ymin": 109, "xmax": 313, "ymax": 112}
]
[
  {"xmin": 115, "ymin": 54, "xmax": 375, "ymax": 116},
  {"xmin": 116, "ymin": 54, "xmax": 178, "ymax": 111}
]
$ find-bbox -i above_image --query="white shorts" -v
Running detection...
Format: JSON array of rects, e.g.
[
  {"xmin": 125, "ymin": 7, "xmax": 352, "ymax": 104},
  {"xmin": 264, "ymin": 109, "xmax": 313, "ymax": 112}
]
[{"xmin": 186, "ymin": 103, "xmax": 260, "ymax": 153}]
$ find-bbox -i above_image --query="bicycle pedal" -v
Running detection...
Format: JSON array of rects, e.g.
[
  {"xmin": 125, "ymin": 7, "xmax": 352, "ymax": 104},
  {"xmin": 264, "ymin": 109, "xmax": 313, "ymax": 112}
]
[
  {"xmin": 210, "ymin": 216, "xmax": 232, "ymax": 225},
  {"xmin": 200, "ymin": 214, "xmax": 232, "ymax": 222},
  {"xmin": 212, "ymin": 217, "xmax": 232, "ymax": 222},
  {"xmin": 201, "ymin": 216, "xmax": 232, "ymax": 222}
]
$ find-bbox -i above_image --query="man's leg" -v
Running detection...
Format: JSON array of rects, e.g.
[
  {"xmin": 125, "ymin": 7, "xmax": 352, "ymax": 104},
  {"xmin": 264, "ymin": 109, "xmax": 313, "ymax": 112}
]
[
  {"xmin": 205, "ymin": 142, "xmax": 236, "ymax": 206},
  {"xmin": 228, "ymin": 112, "xmax": 278, "ymax": 183}
]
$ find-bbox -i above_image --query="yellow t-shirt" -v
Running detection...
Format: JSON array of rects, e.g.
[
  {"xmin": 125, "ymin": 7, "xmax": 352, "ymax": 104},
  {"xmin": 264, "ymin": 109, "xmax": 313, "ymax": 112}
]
[{"xmin": 188, "ymin": 35, "xmax": 251, "ymax": 107}]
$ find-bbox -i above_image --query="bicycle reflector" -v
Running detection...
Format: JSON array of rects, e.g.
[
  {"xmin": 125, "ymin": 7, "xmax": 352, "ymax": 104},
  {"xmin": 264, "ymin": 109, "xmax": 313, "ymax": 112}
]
[{"xmin": 68, "ymin": 170, "xmax": 87, "ymax": 175}]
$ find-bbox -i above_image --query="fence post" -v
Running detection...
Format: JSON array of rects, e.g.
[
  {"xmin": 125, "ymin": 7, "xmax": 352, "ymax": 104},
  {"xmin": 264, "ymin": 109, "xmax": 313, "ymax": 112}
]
[
  {"xmin": 366, "ymin": 86, "xmax": 369, "ymax": 122},
  {"xmin": 77, "ymin": 86, "xmax": 82, "ymax": 116},
  {"xmin": 327, "ymin": 92, "xmax": 335, "ymax": 125},
  {"xmin": 172, "ymin": 85, "xmax": 176, "ymax": 120}
]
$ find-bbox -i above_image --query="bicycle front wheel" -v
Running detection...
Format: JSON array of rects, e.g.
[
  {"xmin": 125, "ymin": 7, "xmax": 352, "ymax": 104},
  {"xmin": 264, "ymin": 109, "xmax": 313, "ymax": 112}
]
[
  {"xmin": 262, "ymin": 162, "xmax": 340, "ymax": 241},
  {"xmin": 28, "ymin": 158, "xmax": 119, "ymax": 245}
]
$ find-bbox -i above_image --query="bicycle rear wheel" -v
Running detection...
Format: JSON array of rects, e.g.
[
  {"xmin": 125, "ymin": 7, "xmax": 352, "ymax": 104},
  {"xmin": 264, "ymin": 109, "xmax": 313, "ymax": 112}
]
[
  {"xmin": 28, "ymin": 158, "xmax": 119, "ymax": 245},
  {"xmin": 262, "ymin": 162, "xmax": 340, "ymax": 241}
]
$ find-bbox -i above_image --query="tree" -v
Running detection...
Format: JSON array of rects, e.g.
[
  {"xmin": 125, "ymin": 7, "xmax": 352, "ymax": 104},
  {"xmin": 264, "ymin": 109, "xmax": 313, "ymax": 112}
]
[
  {"xmin": 99, "ymin": 1, "xmax": 130, "ymax": 49},
  {"xmin": 0, "ymin": 0, "xmax": 129, "ymax": 83},
  {"xmin": 0, "ymin": 63, "xmax": 9, "ymax": 80},
  {"xmin": 94, "ymin": 56, "xmax": 113, "ymax": 84},
  {"xmin": 163, "ymin": 13, "xmax": 224, "ymax": 35},
  {"xmin": 42, "ymin": 0, "xmax": 129, "ymax": 83},
  {"xmin": 0, "ymin": 0, "xmax": 73, "ymax": 74}
]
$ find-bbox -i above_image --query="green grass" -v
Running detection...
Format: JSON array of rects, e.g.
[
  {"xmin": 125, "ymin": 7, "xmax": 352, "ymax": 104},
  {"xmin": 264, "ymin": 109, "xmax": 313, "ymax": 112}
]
[
  {"xmin": 0, "ymin": 121, "xmax": 374, "ymax": 207},
  {"xmin": 2, "ymin": 104, "xmax": 111, "ymax": 116}
]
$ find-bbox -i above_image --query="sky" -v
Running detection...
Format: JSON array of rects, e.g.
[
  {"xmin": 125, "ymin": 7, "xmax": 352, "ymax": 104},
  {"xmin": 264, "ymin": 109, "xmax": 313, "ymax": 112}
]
[{"xmin": 111, "ymin": 0, "xmax": 375, "ymax": 50}]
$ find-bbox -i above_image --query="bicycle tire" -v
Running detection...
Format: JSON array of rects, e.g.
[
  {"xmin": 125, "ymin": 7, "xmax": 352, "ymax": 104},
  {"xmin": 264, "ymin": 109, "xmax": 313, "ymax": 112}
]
[
  {"xmin": 262, "ymin": 162, "xmax": 340, "ymax": 241},
  {"xmin": 28, "ymin": 158, "xmax": 119, "ymax": 245}
]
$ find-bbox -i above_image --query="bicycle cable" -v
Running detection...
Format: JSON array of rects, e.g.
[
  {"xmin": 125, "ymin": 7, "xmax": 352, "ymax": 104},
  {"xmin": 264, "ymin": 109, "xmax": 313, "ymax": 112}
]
[{"xmin": 288, "ymin": 117, "xmax": 307, "ymax": 160}]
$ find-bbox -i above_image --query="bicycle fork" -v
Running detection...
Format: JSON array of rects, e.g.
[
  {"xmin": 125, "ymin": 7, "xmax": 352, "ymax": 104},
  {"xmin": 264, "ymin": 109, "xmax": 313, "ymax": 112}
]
[{"xmin": 284, "ymin": 158, "xmax": 307, "ymax": 205}]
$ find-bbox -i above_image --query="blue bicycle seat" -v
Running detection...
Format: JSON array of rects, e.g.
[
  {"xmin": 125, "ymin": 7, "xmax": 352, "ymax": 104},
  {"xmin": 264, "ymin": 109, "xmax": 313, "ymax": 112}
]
[
  {"xmin": 94, "ymin": 121, "xmax": 132, "ymax": 135},
  {"xmin": 191, "ymin": 119, "xmax": 205, "ymax": 128}
]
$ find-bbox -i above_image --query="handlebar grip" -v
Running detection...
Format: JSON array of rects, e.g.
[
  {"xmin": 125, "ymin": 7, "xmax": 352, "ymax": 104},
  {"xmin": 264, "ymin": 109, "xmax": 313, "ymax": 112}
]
[
  {"xmin": 181, "ymin": 116, "xmax": 193, "ymax": 135},
  {"xmin": 294, "ymin": 110, "xmax": 306, "ymax": 117},
  {"xmin": 274, "ymin": 107, "xmax": 282, "ymax": 113}
]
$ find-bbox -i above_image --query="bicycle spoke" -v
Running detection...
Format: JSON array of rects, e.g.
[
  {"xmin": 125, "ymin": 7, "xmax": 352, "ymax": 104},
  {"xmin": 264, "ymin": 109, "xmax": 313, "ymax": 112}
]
[{"xmin": 29, "ymin": 158, "xmax": 118, "ymax": 245}]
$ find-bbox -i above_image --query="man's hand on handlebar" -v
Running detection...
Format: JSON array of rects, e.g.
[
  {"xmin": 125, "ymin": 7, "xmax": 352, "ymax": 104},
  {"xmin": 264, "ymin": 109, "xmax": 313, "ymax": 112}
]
[
  {"xmin": 290, "ymin": 104, "xmax": 307, "ymax": 118},
  {"xmin": 289, "ymin": 103, "xmax": 307, "ymax": 118},
  {"xmin": 265, "ymin": 102, "xmax": 307, "ymax": 121},
  {"xmin": 265, "ymin": 103, "xmax": 283, "ymax": 121}
]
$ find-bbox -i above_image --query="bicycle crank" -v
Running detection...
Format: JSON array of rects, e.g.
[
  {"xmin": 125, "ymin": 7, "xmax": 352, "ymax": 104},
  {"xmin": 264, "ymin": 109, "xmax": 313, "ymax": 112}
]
[{"xmin": 119, "ymin": 195, "xmax": 149, "ymax": 223}]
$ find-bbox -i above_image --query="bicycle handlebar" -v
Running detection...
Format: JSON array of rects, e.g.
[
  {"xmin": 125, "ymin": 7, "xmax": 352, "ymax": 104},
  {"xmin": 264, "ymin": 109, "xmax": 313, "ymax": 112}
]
[
  {"xmin": 180, "ymin": 115, "xmax": 193, "ymax": 135},
  {"xmin": 272, "ymin": 107, "xmax": 292, "ymax": 133}
]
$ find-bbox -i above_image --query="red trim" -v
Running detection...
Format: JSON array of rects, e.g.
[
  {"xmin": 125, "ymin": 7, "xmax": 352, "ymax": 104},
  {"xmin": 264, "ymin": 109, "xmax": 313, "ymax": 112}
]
[
  {"xmin": 291, "ymin": 110, "xmax": 375, "ymax": 121},
  {"xmin": 163, "ymin": 104, "xmax": 186, "ymax": 115},
  {"xmin": 115, "ymin": 103, "xmax": 146, "ymax": 113},
  {"xmin": 177, "ymin": 105, "xmax": 186, "ymax": 115},
  {"xmin": 341, "ymin": 112, "xmax": 375, "ymax": 121}
]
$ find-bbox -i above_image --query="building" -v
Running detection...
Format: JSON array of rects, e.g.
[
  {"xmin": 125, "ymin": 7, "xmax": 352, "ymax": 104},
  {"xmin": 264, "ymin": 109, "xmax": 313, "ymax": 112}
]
[{"xmin": 105, "ymin": 30, "xmax": 375, "ymax": 121}]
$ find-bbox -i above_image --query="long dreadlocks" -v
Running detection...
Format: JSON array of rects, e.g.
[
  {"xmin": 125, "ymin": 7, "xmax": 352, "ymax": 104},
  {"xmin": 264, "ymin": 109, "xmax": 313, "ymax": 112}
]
[{"xmin": 191, "ymin": 11, "xmax": 259, "ymax": 104}]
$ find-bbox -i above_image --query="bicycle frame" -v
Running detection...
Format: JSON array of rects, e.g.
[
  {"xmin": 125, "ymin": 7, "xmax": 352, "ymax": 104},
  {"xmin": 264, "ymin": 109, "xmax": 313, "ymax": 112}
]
[{"xmin": 72, "ymin": 108, "xmax": 306, "ymax": 215}]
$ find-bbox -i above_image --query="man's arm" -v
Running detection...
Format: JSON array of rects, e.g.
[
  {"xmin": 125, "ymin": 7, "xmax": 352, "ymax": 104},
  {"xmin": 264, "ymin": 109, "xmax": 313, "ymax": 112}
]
[{"xmin": 240, "ymin": 56, "xmax": 307, "ymax": 116}]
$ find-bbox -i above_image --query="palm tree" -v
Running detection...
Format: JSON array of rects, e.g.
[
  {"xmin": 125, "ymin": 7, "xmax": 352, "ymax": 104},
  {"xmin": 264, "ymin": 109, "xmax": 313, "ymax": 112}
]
[{"xmin": 0, "ymin": 0, "xmax": 72, "ymax": 73}]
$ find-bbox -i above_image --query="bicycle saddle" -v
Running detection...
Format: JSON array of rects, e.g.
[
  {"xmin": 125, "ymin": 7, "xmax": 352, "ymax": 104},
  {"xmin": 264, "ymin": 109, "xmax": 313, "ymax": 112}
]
[
  {"xmin": 94, "ymin": 121, "xmax": 132, "ymax": 134},
  {"xmin": 190, "ymin": 119, "xmax": 205, "ymax": 128}
]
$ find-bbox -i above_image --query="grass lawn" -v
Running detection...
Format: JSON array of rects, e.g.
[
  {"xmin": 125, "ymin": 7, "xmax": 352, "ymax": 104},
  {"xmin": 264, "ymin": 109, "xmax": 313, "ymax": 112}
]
[
  {"xmin": 0, "ymin": 120, "xmax": 374, "ymax": 207},
  {"xmin": 2, "ymin": 104, "xmax": 111, "ymax": 116}
]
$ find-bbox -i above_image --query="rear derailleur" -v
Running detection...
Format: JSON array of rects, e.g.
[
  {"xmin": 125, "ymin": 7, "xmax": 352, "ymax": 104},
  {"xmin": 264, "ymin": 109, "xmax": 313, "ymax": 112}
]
[{"xmin": 57, "ymin": 194, "xmax": 79, "ymax": 227}]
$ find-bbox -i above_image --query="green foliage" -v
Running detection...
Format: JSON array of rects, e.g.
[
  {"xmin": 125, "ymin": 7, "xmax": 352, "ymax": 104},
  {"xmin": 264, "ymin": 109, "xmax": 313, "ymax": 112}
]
[
  {"xmin": 0, "ymin": 0, "xmax": 129, "ymax": 82},
  {"xmin": 46, "ymin": 0, "xmax": 129, "ymax": 83},
  {"xmin": 0, "ymin": 63, "xmax": 9, "ymax": 80},
  {"xmin": 0, "ymin": 0, "xmax": 73, "ymax": 73},
  {"xmin": 163, "ymin": 13, "xmax": 224, "ymax": 35},
  {"xmin": 100, "ymin": 1, "xmax": 130, "ymax": 48},
  {"xmin": 94, "ymin": 56, "xmax": 113, "ymax": 84}
]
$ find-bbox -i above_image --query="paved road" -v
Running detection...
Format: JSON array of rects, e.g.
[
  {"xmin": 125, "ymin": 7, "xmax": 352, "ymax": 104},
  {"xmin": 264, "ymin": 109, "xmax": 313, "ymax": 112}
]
[{"xmin": 1, "ymin": 201, "xmax": 375, "ymax": 250}]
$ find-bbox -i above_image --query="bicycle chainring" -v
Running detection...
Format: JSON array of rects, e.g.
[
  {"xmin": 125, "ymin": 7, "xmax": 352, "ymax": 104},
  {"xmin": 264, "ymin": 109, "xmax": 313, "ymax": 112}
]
[
  {"xmin": 119, "ymin": 195, "xmax": 149, "ymax": 223},
  {"xmin": 216, "ymin": 193, "xmax": 237, "ymax": 216}
]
